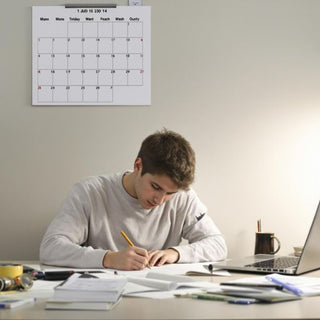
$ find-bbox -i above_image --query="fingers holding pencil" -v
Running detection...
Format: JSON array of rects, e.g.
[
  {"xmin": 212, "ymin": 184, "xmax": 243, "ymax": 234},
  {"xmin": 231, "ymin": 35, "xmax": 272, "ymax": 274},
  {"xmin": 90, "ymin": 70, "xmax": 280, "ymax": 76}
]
[
  {"xmin": 120, "ymin": 230, "xmax": 151, "ymax": 269},
  {"xmin": 104, "ymin": 247, "xmax": 150, "ymax": 270}
]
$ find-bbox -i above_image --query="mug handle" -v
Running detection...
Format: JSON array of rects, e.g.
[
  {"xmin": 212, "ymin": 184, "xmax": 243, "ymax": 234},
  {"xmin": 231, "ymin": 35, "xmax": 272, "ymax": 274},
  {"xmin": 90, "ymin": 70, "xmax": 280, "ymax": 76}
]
[{"xmin": 271, "ymin": 236, "xmax": 281, "ymax": 254}]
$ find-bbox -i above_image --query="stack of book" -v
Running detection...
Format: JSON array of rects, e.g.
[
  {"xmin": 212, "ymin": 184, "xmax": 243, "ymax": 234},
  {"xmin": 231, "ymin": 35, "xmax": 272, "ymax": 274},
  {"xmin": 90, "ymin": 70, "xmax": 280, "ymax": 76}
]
[{"xmin": 46, "ymin": 273, "xmax": 127, "ymax": 310}]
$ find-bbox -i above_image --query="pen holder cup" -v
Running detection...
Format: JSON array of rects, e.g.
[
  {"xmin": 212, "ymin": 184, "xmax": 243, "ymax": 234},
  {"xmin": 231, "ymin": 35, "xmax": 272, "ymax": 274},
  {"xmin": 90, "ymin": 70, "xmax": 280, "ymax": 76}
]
[{"xmin": 254, "ymin": 232, "xmax": 281, "ymax": 255}]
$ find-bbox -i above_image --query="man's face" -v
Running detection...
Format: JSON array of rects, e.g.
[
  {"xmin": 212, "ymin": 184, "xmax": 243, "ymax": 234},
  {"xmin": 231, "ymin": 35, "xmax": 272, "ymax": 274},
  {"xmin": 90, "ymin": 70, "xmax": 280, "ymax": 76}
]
[{"xmin": 134, "ymin": 170, "xmax": 179, "ymax": 210}]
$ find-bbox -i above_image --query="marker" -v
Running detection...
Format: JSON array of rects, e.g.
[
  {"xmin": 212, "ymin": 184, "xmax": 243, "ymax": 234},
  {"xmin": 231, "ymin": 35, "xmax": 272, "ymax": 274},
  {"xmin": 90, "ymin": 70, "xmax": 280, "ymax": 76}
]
[
  {"xmin": 120, "ymin": 231, "xmax": 151, "ymax": 269},
  {"xmin": 175, "ymin": 293, "xmax": 234, "ymax": 301},
  {"xmin": 175, "ymin": 293, "xmax": 257, "ymax": 304},
  {"xmin": 220, "ymin": 282, "xmax": 283, "ymax": 290},
  {"xmin": 34, "ymin": 271, "xmax": 104, "ymax": 281}
]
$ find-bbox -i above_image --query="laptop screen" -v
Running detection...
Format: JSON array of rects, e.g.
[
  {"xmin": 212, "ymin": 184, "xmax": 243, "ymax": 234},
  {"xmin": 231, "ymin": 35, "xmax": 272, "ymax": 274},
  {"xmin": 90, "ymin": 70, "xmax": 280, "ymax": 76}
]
[{"xmin": 296, "ymin": 202, "xmax": 320, "ymax": 274}]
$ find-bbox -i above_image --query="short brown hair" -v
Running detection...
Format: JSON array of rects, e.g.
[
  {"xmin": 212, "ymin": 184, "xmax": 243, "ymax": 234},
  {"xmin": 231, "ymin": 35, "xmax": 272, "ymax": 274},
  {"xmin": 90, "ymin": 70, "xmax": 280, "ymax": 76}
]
[{"xmin": 137, "ymin": 129, "xmax": 195, "ymax": 190}]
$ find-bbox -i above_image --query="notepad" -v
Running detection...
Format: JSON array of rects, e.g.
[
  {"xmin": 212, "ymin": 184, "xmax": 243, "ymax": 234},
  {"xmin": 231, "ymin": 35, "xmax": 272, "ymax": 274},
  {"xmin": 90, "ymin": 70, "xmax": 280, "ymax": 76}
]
[{"xmin": 185, "ymin": 264, "xmax": 230, "ymax": 276}]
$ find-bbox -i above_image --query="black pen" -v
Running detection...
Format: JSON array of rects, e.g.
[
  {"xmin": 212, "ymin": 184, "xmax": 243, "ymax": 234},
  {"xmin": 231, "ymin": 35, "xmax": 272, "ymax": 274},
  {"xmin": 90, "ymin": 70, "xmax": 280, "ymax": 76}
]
[
  {"xmin": 220, "ymin": 282, "xmax": 283, "ymax": 290},
  {"xmin": 35, "ymin": 270, "xmax": 104, "ymax": 281}
]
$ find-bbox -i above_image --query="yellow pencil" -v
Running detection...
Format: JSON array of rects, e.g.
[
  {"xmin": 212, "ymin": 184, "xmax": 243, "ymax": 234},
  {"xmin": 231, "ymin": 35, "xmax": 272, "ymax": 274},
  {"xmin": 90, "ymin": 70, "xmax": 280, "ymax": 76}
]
[
  {"xmin": 120, "ymin": 230, "xmax": 151, "ymax": 269},
  {"xmin": 120, "ymin": 230, "xmax": 134, "ymax": 247}
]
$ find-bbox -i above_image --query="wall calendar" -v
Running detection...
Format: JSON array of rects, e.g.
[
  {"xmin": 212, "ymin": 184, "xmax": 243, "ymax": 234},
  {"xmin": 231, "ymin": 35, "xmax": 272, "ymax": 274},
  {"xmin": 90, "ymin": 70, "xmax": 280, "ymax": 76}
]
[{"xmin": 32, "ymin": 6, "xmax": 150, "ymax": 105}]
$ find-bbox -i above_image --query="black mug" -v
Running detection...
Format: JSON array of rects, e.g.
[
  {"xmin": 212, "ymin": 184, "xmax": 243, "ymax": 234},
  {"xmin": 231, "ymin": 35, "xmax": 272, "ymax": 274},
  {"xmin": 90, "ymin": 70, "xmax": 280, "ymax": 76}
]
[{"xmin": 254, "ymin": 232, "xmax": 281, "ymax": 255}]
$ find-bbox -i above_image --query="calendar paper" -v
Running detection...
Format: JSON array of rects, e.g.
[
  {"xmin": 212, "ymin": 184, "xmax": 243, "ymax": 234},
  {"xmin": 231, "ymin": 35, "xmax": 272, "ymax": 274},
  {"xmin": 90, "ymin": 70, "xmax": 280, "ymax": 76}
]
[{"xmin": 32, "ymin": 6, "xmax": 150, "ymax": 105}]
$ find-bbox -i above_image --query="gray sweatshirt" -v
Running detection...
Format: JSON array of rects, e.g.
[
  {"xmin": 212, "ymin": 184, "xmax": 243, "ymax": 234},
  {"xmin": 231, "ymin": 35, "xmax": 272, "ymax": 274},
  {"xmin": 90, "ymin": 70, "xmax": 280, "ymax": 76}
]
[{"xmin": 40, "ymin": 173, "xmax": 227, "ymax": 268}]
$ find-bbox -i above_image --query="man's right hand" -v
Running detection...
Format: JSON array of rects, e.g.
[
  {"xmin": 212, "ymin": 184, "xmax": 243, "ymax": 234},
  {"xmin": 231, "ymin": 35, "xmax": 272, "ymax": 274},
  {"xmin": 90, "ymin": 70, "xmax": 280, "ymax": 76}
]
[{"xmin": 103, "ymin": 246, "xmax": 150, "ymax": 270}]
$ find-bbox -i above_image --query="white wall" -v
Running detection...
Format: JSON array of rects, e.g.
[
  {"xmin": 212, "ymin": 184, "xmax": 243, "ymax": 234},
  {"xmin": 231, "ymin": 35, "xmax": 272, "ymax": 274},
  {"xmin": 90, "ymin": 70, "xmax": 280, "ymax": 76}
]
[{"xmin": 1, "ymin": 0, "xmax": 320, "ymax": 260}]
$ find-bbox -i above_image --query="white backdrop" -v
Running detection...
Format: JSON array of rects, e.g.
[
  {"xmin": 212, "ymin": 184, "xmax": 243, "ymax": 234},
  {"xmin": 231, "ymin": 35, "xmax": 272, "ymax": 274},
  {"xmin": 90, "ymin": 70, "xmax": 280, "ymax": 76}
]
[{"xmin": 1, "ymin": 0, "xmax": 319, "ymax": 260}]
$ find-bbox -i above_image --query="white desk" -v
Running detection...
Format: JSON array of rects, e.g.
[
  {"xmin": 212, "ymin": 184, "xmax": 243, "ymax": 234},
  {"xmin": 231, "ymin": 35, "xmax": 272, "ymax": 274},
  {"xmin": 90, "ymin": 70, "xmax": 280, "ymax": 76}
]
[{"xmin": 1, "ymin": 261, "xmax": 320, "ymax": 320}]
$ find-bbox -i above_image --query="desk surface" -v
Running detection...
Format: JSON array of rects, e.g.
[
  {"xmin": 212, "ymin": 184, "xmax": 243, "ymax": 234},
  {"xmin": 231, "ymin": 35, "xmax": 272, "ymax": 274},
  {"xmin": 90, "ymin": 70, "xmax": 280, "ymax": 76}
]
[{"xmin": 1, "ymin": 261, "xmax": 320, "ymax": 320}]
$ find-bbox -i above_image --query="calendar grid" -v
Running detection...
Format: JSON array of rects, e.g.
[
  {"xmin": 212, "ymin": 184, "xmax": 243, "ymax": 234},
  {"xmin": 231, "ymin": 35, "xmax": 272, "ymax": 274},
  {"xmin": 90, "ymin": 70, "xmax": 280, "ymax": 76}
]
[{"xmin": 33, "ymin": 6, "xmax": 150, "ymax": 105}]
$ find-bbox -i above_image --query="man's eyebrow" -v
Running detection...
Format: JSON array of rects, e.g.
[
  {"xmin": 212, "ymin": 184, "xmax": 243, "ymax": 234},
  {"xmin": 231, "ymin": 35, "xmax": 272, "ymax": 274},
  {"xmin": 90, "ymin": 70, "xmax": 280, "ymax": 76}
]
[{"xmin": 151, "ymin": 181, "xmax": 178, "ymax": 195}]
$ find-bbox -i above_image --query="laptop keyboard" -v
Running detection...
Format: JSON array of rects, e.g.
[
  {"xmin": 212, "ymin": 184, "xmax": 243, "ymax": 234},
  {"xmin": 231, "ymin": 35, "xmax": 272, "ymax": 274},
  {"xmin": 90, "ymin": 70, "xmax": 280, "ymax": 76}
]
[{"xmin": 245, "ymin": 257, "xmax": 299, "ymax": 271}]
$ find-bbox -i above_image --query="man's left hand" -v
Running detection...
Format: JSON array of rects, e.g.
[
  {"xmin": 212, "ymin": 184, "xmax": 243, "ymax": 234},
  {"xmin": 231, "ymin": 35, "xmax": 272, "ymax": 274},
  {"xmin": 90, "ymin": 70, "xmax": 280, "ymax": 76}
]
[{"xmin": 148, "ymin": 248, "xmax": 179, "ymax": 267}]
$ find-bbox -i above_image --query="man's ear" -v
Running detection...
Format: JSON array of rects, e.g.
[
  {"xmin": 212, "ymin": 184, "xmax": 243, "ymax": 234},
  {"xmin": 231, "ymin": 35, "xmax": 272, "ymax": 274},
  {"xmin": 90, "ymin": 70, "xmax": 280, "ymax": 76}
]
[{"xmin": 134, "ymin": 157, "xmax": 143, "ymax": 172}]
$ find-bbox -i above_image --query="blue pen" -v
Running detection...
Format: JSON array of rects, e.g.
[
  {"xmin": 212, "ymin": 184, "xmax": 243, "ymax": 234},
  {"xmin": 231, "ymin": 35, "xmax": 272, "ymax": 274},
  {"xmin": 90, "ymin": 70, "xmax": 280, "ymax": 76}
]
[
  {"xmin": 228, "ymin": 298, "xmax": 257, "ymax": 305},
  {"xmin": 265, "ymin": 275, "xmax": 304, "ymax": 296}
]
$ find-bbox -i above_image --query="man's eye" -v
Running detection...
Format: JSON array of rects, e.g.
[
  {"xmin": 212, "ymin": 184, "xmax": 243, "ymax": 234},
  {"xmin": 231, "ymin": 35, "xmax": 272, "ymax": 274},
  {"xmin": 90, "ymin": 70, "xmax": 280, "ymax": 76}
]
[{"xmin": 151, "ymin": 183, "xmax": 160, "ymax": 190}]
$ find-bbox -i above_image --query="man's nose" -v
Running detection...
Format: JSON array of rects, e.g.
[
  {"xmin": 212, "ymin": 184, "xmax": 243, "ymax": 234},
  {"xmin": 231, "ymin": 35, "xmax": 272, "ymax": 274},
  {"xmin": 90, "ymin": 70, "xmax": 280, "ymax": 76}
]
[{"xmin": 154, "ymin": 191, "xmax": 166, "ymax": 204}]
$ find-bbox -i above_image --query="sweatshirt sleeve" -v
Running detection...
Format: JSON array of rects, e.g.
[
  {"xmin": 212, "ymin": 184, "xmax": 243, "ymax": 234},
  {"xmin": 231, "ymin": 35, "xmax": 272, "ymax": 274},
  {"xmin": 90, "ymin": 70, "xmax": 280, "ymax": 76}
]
[
  {"xmin": 39, "ymin": 182, "xmax": 107, "ymax": 268},
  {"xmin": 170, "ymin": 191, "xmax": 227, "ymax": 263}
]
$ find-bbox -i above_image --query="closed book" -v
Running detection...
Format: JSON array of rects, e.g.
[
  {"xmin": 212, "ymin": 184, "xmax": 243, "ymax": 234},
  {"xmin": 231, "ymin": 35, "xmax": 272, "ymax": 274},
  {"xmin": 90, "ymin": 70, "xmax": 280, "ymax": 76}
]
[
  {"xmin": 46, "ymin": 298, "xmax": 121, "ymax": 310},
  {"xmin": 0, "ymin": 297, "xmax": 36, "ymax": 309},
  {"xmin": 52, "ymin": 273, "xmax": 127, "ymax": 303}
]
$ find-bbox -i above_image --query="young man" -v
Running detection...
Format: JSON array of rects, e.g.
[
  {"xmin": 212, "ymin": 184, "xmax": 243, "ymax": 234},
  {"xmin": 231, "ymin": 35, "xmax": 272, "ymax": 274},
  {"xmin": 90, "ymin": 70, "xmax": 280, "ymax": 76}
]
[{"xmin": 40, "ymin": 129, "xmax": 227, "ymax": 270}]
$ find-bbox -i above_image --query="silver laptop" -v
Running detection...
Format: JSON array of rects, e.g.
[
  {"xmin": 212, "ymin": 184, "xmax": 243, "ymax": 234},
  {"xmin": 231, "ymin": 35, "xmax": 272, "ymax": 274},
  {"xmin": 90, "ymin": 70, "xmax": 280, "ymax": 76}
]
[{"xmin": 213, "ymin": 201, "xmax": 320, "ymax": 275}]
